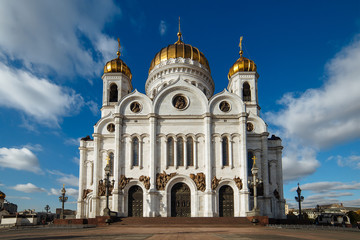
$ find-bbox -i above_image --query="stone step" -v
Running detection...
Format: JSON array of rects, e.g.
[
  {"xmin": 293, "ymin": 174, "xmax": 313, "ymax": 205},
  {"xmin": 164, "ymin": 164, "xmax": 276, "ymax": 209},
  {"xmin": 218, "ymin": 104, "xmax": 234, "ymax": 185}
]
[{"xmin": 112, "ymin": 217, "xmax": 258, "ymax": 227}]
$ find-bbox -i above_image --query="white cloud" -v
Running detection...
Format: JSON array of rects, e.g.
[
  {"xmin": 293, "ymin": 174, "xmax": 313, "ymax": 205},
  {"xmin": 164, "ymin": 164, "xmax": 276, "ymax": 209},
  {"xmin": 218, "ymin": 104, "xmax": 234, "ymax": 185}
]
[
  {"xmin": 290, "ymin": 181, "xmax": 360, "ymax": 193},
  {"xmin": 329, "ymin": 155, "xmax": 360, "ymax": 169},
  {"xmin": 159, "ymin": 20, "xmax": 167, "ymax": 36},
  {"xmin": 11, "ymin": 183, "xmax": 46, "ymax": 193},
  {"xmin": 267, "ymin": 35, "xmax": 360, "ymax": 149},
  {"xmin": 0, "ymin": 62, "xmax": 84, "ymax": 127},
  {"xmin": 21, "ymin": 144, "xmax": 43, "ymax": 152},
  {"xmin": 64, "ymin": 138, "xmax": 81, "ymax": 146},
  {"xmin": 72, "ymin": 157, "xmax": 80, "ymax": 165},
  {"xmin": 47, "ymin": 170, "xmax": 79, "ymax": 187},
  {"xmin": 86, "ymin": 100, "xmax": 99, "ymax": 116},
  {"xmin": 0, "ymin": 147, "xmax": 41, "ymax": 173},
  {"xmin": 0, "ymin": 0, "xmax": 120, "ymax": 79},
  {"xmin": 282, "ymin": 141, "xmax": 320, "ymax": 182},
  {"xmin": 49, "ymin": 187, "xmax": 78, "ymax": 199},
  {"xmin": 6, "ymin": 196, "xmax": 31, "ymax": 200}
]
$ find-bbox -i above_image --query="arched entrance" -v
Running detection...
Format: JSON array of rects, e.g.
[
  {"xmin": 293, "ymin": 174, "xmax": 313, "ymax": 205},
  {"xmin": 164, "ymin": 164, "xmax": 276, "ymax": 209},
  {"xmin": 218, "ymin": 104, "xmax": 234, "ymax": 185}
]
[
  {"xmin": 219, "ymin": 185, "xmax": 234, "ymax": 217},
  {"xmin": 171, "ymin": 183, "xmax": 191, "ymax": 217},
  {"xmin": 128, "ymin": 185, "xmax": 143, "ymax": 217}
]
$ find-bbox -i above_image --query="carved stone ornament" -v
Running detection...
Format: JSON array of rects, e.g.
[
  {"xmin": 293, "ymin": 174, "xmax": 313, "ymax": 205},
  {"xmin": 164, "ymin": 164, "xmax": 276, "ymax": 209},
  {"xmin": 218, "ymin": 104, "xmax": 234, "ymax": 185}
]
[
  {"xmin": 234, "ymin": 177, "xmax": 243, "ymax": 190},
  {"xmin": 118, "ymin": 175, "xmax": 132, "ymax": 190},
  {"xmin": 139, "ymin": 175, "xmax": 150, "ymax": 190},
  {"xmin": 219, "ymin": 101, "xmax": 230, "ymax": 112},
  {"xmin": 82, "ymin": 189, "xmax": 93, "ymax": 199},
  {"xmin": 156, "ymin": 171, "xmax": 177, "ymax": 190},
  {"xmin": 246, "ymin": 122, "xmax": 254, "ymax": 132},
  {"xmin": 130, "ymin": 101, "xmax": 141, "ymax": 113},
  {"xmin": 98, "ymin": 180, "xmax": 106, "ymax": 196},
  {"xmin": 211, "ymin": 176, "xmax": 222, "ymax": 190},
  {"xmin": 172, "ymin": 95, "xmax": 188, "ymax": 110},
  {"xmin": 98, "ymin": 180, "xmax": 114, "ymax": 196},
  {"xmin": 107, "ymin": 123, "xmax": 115, "ymax": 133},
  {"xmin": 190, "ymin": 172, "xmax": 206, "ymax": 192}
]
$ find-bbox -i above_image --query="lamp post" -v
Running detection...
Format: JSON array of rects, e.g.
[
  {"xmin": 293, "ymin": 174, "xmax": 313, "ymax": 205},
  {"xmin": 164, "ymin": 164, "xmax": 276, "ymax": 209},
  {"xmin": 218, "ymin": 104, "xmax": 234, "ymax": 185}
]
[
  {"xmin": 247, "ymin": 155, "xmax": 262, "ymax": 216},
  {"xmin": 295, "ymin": 183, "xmax": 304, "ymax": 220},
  {"xmin": 44, "ymin": 205, "xmax": 50, "ymax": 213},
  {"xmin": 59, "ymin": 184, "xmax": 68, "ymax": 219},
  {"xmin": 102, "ymin": 155, "xmax": 115, "ymax": 216}
]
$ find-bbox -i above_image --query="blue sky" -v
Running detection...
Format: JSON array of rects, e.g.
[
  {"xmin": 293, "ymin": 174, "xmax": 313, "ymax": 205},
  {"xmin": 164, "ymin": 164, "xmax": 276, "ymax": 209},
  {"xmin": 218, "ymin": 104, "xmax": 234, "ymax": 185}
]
[{"xmin": 0, "ymin": 0, "xmax": 359, "ymax": 212}]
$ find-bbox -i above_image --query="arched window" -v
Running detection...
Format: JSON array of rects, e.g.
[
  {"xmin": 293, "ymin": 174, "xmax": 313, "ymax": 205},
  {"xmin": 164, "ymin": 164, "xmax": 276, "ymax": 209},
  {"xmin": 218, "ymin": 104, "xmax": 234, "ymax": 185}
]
[
  {"xmin": 167, "ymin": 137, "xmax": 174, "ymax": 166},
  {"xmin": 109, "ymin": 152, "xmax": 114, "ymax": 176},
  {"xmin": 187, "ymin": 137, "xmax": 194, "ymax": 166},
  {"xmin": 109, "ymin": 83, "xmax": 118, "ymax": 102},
  {"xmin": 248, "ymin": 151, "xmax": 254, "ymax": 176},
  {"xmin": 132, "ymin": 137, "xmax": 139, "ymax": 166},
  {"xmin": 222, "ymin": 137, "xmax": 229, "ymax": 166},
  {"xmin": 243, "ymin": 82, "xmax": 251, "ymax": 101},
  {"xmin": 177, "ymin": 137, "xmax": 184, "ymax": 166}
]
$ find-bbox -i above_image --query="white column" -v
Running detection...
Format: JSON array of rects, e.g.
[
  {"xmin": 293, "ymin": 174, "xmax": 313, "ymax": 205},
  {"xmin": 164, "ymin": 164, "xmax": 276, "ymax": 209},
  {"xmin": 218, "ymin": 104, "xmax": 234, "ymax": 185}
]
[
  {"xmin": 92, "ymin": 133, "xmax": 101, "ymax": 217},
  {"xmin": 164, "ymin": 138, "xmax": 168, "ymax": 169},
  {"xmin": 184, "ymin": 138, "xmax": 188, "ymax": 168},
  {"xmin": 76, "ymin": 144, "xmax": 86, "ymax": 218},
  {"xmin": 148, "ymin": 114, "xmax": 158, "ymax": 217},
  {"xmin": 204, "ymin": 114, "xmax": 214, "ymax": 217},
  {"xmin": 174, "ymin": 138, "xmax": 178, "ymax": 169},
  {"xmin": 230, "ymin": 139, "xmax": 234, "ymax": 169},
  {"xmin": 239, "ymin": 113, "xmax": 249, "ymax": 216},
  {"xmin": 194, "ymin": 139, "xmax": 198, "ymax": 169},
  {"xmin": 112, "ymin": 115, "xmax": 122, "ymax": 214}
]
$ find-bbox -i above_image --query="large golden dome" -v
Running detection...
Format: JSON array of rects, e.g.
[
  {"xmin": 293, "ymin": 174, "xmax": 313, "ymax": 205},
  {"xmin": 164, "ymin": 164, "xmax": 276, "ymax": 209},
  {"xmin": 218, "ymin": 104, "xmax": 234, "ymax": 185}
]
[
  {"xmin": 228, "ymin": 37, "xmax": 256, "ymax": 79},
  {"xmin": 103, "ymin": 39, "xmax": 132, "ymax": 80},
  {"xmin": 149, "ymin": 31, "xmax": 210, "ymax": 73}
]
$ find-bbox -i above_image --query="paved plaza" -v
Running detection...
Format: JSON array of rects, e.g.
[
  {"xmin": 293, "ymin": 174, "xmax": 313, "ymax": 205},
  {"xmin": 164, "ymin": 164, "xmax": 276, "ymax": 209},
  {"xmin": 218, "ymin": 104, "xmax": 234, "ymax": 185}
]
[{"xmin": 1, "ymin": 225, "xmax": 359, "ymax": 240}]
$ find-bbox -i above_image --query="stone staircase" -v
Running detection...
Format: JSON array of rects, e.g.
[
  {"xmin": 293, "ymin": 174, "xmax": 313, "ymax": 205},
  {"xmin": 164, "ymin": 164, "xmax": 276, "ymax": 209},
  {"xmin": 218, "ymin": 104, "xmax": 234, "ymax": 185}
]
[{"xmin": 111, "ymin": 217, "xmax": 263, "ymax": 227}]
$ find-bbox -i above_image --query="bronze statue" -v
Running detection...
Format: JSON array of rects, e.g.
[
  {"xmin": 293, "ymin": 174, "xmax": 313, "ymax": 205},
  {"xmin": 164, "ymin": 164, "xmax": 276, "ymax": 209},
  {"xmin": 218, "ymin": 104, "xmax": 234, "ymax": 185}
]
[
  {"xmin": 156, "ymin": 171, "xmax": 177, "ymax": 190},
  {"xmin": 211, "ymin": 176, "xmax": 222, "ymax": 190},
  {"xmin": 190, "ymin": 173, "xmax": 206, "ymax": 192},
  {"xmin": 82, "ymin": 189, "xmax": 93, "ymax": 199},
  {"xmin": 139, "ymin": 175, "xmax": 150, "ymax": 190},
  {"xmin": 234, "ymin": 177, "xmax": 243, "ymax": 190},
  {"xmin": 118, "ymin": 175, "xmax": 132, "ymax": 190}
]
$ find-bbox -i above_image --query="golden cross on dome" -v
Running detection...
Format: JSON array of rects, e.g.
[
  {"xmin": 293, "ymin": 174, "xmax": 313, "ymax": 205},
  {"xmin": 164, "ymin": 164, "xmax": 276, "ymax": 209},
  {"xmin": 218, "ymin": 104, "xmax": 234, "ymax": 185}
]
[
  {"xmin": 117, "ymin": 38, "xmax": 121, "ymax": 58},
  {"xmin": 176, "ymin": 16, "xmax": 183, "ymax": 44},
  {"xmin": 239, "ymin": 36, "xmax": 243, "ymax": 57}
]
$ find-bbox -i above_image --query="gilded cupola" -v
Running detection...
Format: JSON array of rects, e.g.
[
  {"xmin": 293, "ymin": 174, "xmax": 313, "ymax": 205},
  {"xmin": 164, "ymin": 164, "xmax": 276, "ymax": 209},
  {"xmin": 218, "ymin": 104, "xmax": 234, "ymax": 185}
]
[
  {"xmin": 148, "ymin": 24, "xmax": 211, "ymax": 74},
  {"xmin": 145, "ymin": 18, "xmax": 214, "ymax": 99},
  {"xmin": 104, "ymin": 38, "xmax": 132, "ymax": 81},
  {"xmin": 228, "ymin": 36, "xmax": 256, "ymax": 79}
]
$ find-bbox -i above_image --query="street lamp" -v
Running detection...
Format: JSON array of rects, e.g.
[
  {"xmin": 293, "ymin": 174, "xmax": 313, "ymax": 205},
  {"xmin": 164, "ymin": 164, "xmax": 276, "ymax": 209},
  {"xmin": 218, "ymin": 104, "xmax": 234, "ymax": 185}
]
[
  {"xmin": 59, "ymin": 184, "xmax": 68, "ymax": 219},
  {"xmin": 44, "ymin": 205, "xmax": 50, "ymax": 213},
  {"xmin": 295, "ymin": 183, "xmax": 304, "ymax": 220},
  {"xmin": 247, "ymin": 155, "xmax": 262, "ymax": 216},
  {"xmin": 102, "ymin": 155, "xmax": 115, "ymax": 216}
]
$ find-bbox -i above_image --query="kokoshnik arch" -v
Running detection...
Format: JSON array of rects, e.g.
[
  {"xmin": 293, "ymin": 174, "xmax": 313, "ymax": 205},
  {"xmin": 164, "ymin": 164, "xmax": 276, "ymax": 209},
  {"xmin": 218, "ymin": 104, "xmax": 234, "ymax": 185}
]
[{"xmin": 76, "ymin": 28, "xmax": 286, "ymax": 219}]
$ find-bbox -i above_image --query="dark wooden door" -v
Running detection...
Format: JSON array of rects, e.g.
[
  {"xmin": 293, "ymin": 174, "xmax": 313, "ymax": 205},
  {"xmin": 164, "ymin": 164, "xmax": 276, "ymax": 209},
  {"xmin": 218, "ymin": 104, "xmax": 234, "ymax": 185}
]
[
  {"xmin": 219, "ymin": 185, "xmax": 234, "ymax": 217},
  {"xmin": 128, "ymin": 186, "xmax": 143, "ymax": 217},
  {"xmin": 171, "ymin": 183, "xmax": 191, "ymax": 217}
]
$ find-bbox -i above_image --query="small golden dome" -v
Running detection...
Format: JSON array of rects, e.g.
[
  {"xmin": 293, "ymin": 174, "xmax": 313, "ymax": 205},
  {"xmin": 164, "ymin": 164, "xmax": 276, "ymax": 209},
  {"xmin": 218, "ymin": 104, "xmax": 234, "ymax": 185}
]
[
  {"xmin": 103, "ymin": 38, "xmax": 132, "ymax": 80},
  {"xmin": 228, "ymin": 36, "xmax": 256, "ymax": 79},
  {"xmin": 149, "ymin": 27, "xmax": 210, "ymax": 73},
  {"xmin": 0, "ymin": 190, "xmax": 5, "ymax": 199}
]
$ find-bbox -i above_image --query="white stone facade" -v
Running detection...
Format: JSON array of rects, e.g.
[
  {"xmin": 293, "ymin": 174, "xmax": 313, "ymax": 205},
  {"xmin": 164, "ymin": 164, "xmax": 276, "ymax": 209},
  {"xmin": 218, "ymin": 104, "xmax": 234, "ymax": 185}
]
[{"xmin": 76, "ymin": 42, "xmax": 286, "ymax": 219}]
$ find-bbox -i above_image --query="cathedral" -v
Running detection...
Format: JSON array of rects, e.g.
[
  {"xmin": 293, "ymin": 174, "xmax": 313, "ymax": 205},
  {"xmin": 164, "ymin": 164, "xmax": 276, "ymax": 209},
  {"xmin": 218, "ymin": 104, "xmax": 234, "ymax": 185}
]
[{"xmin": 76, "ymin": 28, "xmax": 285, "ymax": 219}]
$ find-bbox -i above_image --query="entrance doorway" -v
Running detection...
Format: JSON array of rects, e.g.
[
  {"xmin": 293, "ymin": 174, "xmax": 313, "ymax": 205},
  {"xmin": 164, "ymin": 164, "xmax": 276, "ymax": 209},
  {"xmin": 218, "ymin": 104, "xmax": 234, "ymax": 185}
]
[
  {"xmin": 128, "ymin": 185, "xmax": 143, "ymax": 217},
  {"xmin": 171, "ymin": 183, "xmax": 191, "ymax": 217},
  {"xmin": 219, "ymin": 185, "xmax": 234, "ymax": 217}
]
